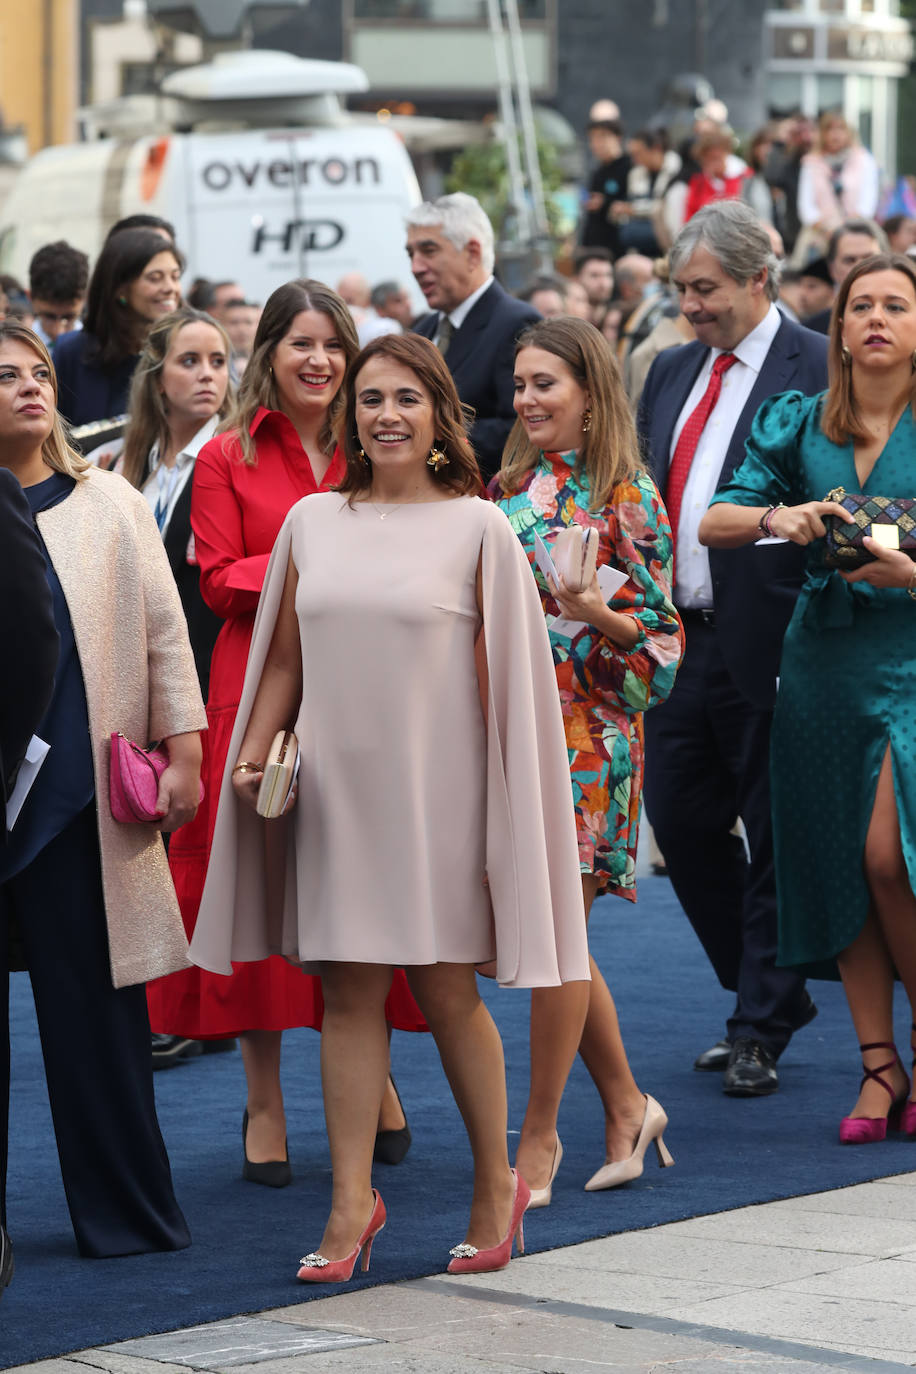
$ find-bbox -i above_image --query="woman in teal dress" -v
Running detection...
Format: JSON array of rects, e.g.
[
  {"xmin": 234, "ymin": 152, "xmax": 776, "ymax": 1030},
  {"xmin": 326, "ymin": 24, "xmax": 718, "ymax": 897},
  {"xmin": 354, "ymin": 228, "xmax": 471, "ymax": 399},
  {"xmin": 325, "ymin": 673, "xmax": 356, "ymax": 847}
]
[
  {"xmin": 700, "ymin": 253, "xmax": 916, "ymax": 1144},
  {"xmin": 492, "ymin": 317, "xmax": 683, "ymax": 1198}
]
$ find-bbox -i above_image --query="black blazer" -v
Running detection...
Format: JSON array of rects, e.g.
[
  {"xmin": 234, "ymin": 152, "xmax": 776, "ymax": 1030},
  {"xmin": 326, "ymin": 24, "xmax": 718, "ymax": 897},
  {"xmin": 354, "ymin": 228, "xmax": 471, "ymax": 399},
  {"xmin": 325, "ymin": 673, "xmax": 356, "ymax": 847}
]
[
  {"xmin": 52, "ymin": 330, "xmax": 137, "ymax": 429},
  {"xmin": 161, "ymin": 476, "xmax": 222, "ymax": 701},
  {"xmin": 0, "ymin": 468, "xmax": 59, "ymax": 812},
  {"xmin": 414, "ymin": 280, "xmax": 539, "ymax": 482},
  {"xmin": 638, "ymin": 314, "xmax": 828, "ymax": 709}
]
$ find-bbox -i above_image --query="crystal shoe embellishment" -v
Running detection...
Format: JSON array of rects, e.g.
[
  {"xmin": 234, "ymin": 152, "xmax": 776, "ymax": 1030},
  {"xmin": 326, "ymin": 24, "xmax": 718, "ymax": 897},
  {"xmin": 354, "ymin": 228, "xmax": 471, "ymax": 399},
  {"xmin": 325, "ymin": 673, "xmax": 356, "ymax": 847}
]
[
  {"xmin": 298, "ymin": 1253, "xmax": 329, "ymax": 1268},
  {"xmin": 448, "ymin": 1243, "xmax": 479, "ymax": 1258}
]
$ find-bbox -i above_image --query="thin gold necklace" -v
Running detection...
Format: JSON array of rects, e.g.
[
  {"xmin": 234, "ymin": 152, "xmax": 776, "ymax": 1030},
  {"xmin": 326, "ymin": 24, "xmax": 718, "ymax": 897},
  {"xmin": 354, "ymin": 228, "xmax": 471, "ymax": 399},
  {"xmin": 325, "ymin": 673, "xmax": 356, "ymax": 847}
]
[{"xmin": 367, "ymin": 492, "xmax": 431, "ymax": 520}]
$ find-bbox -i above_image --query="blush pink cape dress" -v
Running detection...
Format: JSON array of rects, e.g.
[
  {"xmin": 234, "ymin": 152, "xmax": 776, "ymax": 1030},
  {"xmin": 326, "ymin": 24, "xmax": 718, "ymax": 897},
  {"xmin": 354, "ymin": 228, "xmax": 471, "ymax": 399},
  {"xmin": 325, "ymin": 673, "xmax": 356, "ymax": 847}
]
[{"xmin": 190, "ymin": 494, "xmax": 590, "ymax": 987}]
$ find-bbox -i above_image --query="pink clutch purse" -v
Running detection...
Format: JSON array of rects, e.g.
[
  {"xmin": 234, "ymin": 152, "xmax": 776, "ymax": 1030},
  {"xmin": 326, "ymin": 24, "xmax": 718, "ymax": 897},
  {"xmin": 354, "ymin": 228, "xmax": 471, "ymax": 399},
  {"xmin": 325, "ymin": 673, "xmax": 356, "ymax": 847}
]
[{"xmin": 109, "ymin": 731, "xmax": 204, "ymax": 824}]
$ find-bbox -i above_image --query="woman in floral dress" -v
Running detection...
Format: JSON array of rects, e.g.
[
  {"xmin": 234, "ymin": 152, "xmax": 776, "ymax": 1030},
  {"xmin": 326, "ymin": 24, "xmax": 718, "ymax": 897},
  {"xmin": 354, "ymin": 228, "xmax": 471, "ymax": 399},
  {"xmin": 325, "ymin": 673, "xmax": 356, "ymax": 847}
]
[{"xmin": 491, "ymin": 316, "xmax": 683, "ymax": 1199}]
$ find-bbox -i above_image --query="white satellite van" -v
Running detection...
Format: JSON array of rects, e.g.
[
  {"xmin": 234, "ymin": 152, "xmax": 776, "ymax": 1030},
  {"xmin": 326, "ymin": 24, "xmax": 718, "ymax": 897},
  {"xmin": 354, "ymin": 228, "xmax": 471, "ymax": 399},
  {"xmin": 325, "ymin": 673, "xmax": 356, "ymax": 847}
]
[{"xmin": 0, "ymin": 51, "xmax": 430, "ymax": 301}]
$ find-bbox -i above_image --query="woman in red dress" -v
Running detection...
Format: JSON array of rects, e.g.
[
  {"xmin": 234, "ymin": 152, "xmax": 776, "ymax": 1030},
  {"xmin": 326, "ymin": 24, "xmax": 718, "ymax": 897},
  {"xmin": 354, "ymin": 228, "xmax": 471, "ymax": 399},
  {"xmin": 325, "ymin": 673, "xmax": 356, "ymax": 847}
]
[{"xmin": 148, "ymin": 280, "xmax": 423, "ymax": 1183}]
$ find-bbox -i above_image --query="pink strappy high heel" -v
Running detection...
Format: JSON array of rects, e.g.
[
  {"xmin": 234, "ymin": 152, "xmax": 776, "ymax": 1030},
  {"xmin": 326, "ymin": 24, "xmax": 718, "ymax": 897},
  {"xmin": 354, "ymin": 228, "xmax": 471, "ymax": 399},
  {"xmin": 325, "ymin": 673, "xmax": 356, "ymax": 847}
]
[{"xmin": 838, "ymin": 1042, "xmax": 909, "ymax": 1144}]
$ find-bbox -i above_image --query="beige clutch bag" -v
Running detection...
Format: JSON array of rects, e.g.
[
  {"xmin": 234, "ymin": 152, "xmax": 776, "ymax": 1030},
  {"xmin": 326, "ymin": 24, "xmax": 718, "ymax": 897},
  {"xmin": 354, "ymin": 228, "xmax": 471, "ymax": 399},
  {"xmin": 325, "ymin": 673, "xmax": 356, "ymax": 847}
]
[
  {"xmin": 256, "ymin": 730, "xmax": 299, "ymax": 818},
  {"xmin": 552, "ymin": 525, "xmax": 599, "ymax": 593}
]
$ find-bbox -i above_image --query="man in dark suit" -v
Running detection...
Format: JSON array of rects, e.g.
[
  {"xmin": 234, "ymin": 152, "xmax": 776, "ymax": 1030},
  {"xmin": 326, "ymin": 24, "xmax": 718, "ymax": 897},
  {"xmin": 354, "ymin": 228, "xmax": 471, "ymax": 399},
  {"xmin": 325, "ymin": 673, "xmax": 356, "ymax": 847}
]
[
  {"xmin": 0, "ymin": 466, "xmax": 59, "ymax": 1295},
  {"xmin": 638, "ymin": 201, "xmax": 828, "ymax": 1096},
  {"xmin": 407, "ymin": 193, "xmax": 539, "ymax": 483}
]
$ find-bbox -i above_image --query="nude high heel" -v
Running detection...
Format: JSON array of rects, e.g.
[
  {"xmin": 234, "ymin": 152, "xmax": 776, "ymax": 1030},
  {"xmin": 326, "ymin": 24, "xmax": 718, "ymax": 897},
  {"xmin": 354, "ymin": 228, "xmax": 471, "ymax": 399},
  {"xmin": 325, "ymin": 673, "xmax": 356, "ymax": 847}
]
[
  {"xmin": 584, "ymin": 1094, "xmax": 675, "ymax": 1191},
  {"xmin": 447, "ymin": 1169, "xmax": 530, "ymax": 1275},
  {"xmin": 296, "ymin": 1190, "xmax": 386, "ymax": 1283},
  {"xmin": 525, "ymin": 1134, "xmax": 563, "ymax": 1210}
]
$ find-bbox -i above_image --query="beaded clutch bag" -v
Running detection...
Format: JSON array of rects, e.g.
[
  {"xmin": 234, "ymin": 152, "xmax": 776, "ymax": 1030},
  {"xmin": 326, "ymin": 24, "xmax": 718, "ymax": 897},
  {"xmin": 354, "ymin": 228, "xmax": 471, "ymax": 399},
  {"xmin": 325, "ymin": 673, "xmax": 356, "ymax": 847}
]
[{"xmin": 822, "ymin": 487, "xmax": 916, "ymax": 569}]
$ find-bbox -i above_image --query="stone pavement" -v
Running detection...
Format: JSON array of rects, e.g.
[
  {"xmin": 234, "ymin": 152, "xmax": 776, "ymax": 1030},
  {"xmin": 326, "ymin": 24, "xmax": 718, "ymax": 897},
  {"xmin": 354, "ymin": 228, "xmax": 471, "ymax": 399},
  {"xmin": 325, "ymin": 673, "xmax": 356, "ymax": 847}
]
[{"xmin": 11, "ymin": 1171, "xmax": 916, "ymax": 1374}]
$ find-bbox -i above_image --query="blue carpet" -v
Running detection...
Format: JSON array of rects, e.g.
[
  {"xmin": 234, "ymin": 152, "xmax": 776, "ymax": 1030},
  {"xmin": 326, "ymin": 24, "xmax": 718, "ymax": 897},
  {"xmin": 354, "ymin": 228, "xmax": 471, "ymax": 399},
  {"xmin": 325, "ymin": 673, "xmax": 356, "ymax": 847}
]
[{"xmin": 4, "ymin": 877, "xmax": 916, "ymax": 1368}]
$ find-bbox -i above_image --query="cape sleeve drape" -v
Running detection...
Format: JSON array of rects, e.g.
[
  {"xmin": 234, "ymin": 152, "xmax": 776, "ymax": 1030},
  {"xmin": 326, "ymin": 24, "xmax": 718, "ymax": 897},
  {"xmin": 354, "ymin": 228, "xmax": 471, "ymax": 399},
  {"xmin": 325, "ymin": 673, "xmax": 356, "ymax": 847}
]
[
  {"xmin": 190, "ymin": 498, "xmax": 590, "ymax": 988},
  {"xmin": 479, "ymin": 503, "xmax": 590, "ymax": 987}
]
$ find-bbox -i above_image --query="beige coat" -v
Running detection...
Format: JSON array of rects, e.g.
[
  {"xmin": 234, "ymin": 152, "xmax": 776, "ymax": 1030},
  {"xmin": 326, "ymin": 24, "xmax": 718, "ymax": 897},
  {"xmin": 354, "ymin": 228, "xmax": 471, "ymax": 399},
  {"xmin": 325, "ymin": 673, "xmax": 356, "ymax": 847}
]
[{"xmin": 36, "ymin": 469, "xmax": 206, "ymax": 988}]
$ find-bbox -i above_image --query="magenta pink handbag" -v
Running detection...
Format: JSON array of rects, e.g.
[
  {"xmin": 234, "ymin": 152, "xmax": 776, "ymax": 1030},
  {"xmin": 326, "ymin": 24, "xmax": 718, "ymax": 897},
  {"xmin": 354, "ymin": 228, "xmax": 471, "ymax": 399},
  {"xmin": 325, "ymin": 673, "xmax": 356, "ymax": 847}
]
[{"xmin": 109, "ymin": 731, "xmax": 203, "ymax": 824}]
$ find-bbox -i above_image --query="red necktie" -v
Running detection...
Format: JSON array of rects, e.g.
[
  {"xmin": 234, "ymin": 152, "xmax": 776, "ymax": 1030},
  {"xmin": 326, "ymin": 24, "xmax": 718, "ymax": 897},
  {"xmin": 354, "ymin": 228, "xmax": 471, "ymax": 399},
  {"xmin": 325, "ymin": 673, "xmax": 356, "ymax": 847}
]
[{"xmin": 666, "ymin": 352, "xmax": 737, "ymax": 547}]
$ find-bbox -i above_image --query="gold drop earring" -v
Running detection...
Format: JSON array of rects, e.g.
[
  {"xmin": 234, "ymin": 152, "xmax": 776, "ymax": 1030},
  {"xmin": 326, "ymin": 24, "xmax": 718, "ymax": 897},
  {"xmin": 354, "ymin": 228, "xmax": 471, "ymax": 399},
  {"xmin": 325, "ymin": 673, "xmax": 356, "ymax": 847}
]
[{"xmin": 427, "ymin": 444, "xmax": 449, "ymax": 471}]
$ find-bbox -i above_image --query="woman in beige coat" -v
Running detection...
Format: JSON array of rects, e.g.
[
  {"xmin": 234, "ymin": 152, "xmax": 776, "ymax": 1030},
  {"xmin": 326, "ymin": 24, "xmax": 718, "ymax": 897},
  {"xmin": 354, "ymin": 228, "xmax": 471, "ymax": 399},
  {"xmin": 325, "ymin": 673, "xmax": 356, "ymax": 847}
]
[{"xmin": 0, "ymin": 322, "xmax": 206, "ymax": 1274}]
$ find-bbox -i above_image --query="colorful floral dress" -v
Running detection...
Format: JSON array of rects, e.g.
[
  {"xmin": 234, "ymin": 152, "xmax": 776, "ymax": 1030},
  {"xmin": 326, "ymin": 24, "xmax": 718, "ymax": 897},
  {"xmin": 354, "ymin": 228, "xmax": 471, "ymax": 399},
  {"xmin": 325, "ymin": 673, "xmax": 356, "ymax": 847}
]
[{"xmin": 492, "ymin": 452, "xmax": 682, "ymax": 899}]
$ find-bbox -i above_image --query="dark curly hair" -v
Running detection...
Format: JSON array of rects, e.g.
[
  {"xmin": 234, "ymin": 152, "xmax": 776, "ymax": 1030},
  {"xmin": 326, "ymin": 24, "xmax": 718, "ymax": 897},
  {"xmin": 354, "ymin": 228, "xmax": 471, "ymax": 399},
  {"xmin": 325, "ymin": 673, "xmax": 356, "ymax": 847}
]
[{"xmin": 28, "ymin": 241, "xmax": 89, "ymax": 303}]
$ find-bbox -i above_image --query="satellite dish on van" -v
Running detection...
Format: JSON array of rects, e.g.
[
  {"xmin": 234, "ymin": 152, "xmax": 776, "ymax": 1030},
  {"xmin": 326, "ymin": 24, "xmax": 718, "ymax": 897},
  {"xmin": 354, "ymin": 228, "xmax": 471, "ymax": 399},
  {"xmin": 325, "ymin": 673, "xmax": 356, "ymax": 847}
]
[{"xmin": 161, "ymin": 50, "xmax": 369, "ymax": 102}]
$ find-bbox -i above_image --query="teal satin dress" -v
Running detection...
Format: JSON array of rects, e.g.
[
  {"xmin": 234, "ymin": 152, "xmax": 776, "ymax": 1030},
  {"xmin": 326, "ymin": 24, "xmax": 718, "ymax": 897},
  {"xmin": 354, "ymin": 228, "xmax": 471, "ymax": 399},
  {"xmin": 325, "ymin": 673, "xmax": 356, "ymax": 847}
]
[{"xmin": 711, "ymin": 390, "xmax": 916, "ymax": 978}]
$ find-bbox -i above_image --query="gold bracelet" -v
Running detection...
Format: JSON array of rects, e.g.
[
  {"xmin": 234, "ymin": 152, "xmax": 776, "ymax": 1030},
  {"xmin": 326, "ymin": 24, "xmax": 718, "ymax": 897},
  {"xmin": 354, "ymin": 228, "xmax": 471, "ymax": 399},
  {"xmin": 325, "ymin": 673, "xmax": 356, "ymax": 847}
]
[
  {"xmin": 908, "ymin": 563, "xmax": 916, "ymax": 602},
  {"xmin": 232, "ymin": 761, "xmax": 263, "ymax": 776}
]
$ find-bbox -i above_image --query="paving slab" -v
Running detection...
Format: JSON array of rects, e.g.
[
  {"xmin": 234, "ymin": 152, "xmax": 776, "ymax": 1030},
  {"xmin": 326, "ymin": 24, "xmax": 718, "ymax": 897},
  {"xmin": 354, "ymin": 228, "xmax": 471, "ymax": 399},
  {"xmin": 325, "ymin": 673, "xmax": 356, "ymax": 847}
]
[
  {"xmin": 101, "ymin": 1318, "xmax": 377, "ymax": 1368},
  {"xmin": 673, "ymin": 1204, "xmax": 916, "ymax": 1256},
  {"xmin": 425, "ymin": 1254, "xmax": 746, "ymax": 1313},
  {"xmin": 665, "ymin": 1286, "xmax": 916, "ymax": 1361},
  {"xmin": 484, "ymin": 1230, "xmax": 864, "ymax": 1288},
  {"xmin": 778, "ymin": 1255, "xmax": 916, "ymax": 1304},
  {"xmin": 763, "ymin": 1180, "xmax": 916, "ymax": 1220}
]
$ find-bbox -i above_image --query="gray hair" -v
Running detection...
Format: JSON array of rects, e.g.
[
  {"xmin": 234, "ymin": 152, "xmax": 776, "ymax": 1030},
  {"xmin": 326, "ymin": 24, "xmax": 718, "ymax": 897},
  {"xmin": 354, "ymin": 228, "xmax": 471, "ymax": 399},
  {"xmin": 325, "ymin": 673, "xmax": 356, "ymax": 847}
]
[
  {"xmin": 670, "ymin": 201, "xmax": 781, "ymax": 302},
  {"xmin": 370, "ymin": 279, "xmax": 402, "ymax": 311},
  {"xmin": 826, "ymin": 218, "xmax": 889, "ymax": 264},
  {"xmin": 405, "ymin": 192, "xmax": 496, "ymax": 275}
]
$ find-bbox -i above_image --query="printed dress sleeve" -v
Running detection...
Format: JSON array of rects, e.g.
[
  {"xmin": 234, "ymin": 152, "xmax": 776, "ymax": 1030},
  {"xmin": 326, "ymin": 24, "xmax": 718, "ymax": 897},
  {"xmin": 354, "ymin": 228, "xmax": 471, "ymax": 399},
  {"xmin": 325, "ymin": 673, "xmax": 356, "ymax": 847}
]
[{"xmin": 582, "ymin": 472, "xmax": 683, "ymax": 714}]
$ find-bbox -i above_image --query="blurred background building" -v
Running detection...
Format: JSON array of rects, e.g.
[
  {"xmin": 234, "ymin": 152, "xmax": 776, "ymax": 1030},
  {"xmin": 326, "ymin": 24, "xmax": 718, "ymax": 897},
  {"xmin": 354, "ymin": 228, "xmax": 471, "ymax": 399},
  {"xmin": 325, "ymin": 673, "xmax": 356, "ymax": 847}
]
[{"xmin": 1, "ymin": 1, "xmax": 914, "ymax": 190}]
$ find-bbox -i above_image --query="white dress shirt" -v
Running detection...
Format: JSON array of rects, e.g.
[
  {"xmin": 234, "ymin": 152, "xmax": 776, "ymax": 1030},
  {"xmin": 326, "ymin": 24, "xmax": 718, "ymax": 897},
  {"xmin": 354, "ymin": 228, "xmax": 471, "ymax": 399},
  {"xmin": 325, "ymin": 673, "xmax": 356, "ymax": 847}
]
[
  {"xmin": 440, "ymin": 274, "xmax": 494, "ymax": 333},
  {"xmin": 141, "ymin": 416, "xmax": 218, "ymax": 539},
  {"xmin": 669, "ymin": 303, "xmax": 781, "ymax": 608}
]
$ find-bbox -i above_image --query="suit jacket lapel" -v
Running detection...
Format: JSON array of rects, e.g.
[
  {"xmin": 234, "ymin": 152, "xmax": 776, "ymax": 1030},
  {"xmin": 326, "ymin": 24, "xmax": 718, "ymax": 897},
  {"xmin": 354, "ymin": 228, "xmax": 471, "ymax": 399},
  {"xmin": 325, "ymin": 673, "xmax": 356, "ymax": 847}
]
[
  {"xmin": 442, "ymin": 282, "xmax": 500, "ymax": 373},
  {"xmin": 721, "ymin": 318, "xmax": 798, "ymax": 484},
  {"xmin": 162, "ymin": 477, "xmax": 192, "ymax": 575}
]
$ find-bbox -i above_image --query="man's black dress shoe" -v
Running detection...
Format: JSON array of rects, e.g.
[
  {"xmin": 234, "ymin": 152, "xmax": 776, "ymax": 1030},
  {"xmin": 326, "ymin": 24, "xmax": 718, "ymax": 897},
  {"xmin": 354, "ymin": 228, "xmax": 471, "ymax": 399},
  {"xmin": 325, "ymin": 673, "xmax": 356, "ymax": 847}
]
[
  {"xmin": 0, "ymin": 1224, "xmax": 13, "ymax": 1296},
  {"xmin": 723, "ymin": 1038, "xmax": 778, "ymax": 1096},
  {"xmin": 151, "ymin": 1033, "xmax": 203, "ymax": 1069},
  {"xmin": 694, "ymin": 1039, "xmax": 731, "ymax": 1072},
  {"xmin": 793, "ymin": 990, "xmax": 819, "ymax": 1032}
]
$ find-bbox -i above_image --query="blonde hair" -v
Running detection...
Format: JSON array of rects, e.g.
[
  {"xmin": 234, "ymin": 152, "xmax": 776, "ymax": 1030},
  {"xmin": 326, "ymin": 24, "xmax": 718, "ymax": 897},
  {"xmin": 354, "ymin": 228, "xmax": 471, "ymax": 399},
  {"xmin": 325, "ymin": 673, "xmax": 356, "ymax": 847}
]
[
  {"xmin": 221, "ymin": 279, "xmax": 359, "ymax": 466},
  {"xmin": 0, "ymin": 321, "xmax": 89, "ymax": 480},
  {"xmin": 120, "ymin": 307, "xmax": 233, "ymax": 489},
  {"xmin": 495, "ymin": 317, "xmax": 642, "ymax": 512},
  {"xmin": 822, "ymin": 252, "xmax": 916, "ymax": 444},
  {"xmin": 815, "ymin": 110, "xmax": 857, "ymax": 154}
]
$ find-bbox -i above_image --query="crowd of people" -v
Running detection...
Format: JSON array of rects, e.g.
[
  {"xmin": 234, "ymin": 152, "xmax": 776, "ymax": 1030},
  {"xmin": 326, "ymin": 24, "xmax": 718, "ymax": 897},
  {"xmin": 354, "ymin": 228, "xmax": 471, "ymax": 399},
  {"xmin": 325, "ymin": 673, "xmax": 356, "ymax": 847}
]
[{"xmin": 1, "ymin": 94, "xmax": 915, "ymax": 1301}]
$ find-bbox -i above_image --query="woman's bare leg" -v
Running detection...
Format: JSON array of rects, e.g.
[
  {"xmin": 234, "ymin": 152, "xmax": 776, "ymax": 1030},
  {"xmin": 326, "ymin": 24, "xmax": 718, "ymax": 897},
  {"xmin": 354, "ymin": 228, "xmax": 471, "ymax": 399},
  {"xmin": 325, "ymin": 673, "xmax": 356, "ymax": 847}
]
[
  {"xmin": 842, "ymin": 748, "xmax": 916, "ymax": 1114},
  {"xmin": 240, "ymin": 1029, "xmax": 287, "ymax": 1162},
  {"xmin": 407, "ymin": 962, "xmax": 515, "ymax": 1252},
  {"xmin": 313, "ymin": 962, "xmax": 392, "ymax": 1260},
  {"xmin": 515, "ymin": 875, "xmax": 646, "ymax": 1187}
]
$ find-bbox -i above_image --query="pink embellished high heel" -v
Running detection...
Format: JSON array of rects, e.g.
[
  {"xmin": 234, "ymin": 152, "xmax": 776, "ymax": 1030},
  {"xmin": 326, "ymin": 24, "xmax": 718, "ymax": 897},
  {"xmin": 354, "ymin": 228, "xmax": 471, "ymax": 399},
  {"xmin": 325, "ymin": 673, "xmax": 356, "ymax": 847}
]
[
  {"xmin": 839, "ymin": 1042, "xmax": 908, "ymax": 1145},
  {"xmin": 901, "ymin": 1024, "xmax": 916, "ymax": 1138},
  {"xmin": 296, "ymin": 1190, "xmax": 386, "ymax": 1283},
  {"xmin": 447, "ymin": 1169, "xmax": 530, "ymax": 1275}
]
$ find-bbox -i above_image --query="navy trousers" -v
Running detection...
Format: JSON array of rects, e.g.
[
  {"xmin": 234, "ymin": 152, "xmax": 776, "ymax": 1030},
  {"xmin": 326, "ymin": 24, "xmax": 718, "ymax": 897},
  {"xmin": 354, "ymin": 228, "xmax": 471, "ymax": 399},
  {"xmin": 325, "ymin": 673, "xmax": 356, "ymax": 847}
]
[
  {"xmin": 643, "ymin": 621, "xmax": 809, "ymax": 1057},
  {"xmin": 0, "ymin": 804, "xmax": 190, "ymax": 1257}
]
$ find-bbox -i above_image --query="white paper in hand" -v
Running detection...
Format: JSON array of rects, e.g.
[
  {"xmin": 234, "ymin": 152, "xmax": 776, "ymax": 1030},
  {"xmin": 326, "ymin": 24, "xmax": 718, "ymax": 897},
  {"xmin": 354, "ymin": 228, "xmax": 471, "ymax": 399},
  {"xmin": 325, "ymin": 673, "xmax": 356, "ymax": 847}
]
[
  {"xmin": 550, "ymin": 564, "xmax": 629, "ymax": 638},
  {"xmin": 6, "ymin": 735, "xmax": 50, "ymax": 829}
]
